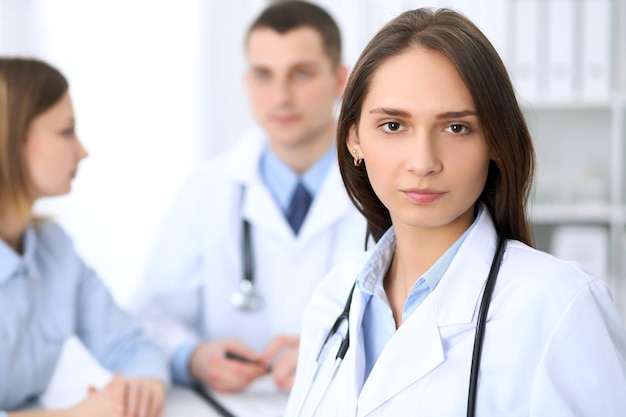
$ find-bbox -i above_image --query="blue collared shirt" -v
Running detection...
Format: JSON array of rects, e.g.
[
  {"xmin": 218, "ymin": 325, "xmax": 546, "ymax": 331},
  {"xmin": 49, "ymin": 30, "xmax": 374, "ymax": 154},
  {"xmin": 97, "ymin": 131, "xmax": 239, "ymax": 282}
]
[
  {"xmin": 260, "ymin": 145, "xmax": 335, "ymax": 213},
  {"xmin": 0, "ymin": 220, "xmax": 170, "ymax": 413},
  {"xmin": 358, "ymin": 209, "xmax": 480, "ymax": 383},
  {"xmin": 169, "ymin": 144, "xmax": 336, "ymax": 384}
]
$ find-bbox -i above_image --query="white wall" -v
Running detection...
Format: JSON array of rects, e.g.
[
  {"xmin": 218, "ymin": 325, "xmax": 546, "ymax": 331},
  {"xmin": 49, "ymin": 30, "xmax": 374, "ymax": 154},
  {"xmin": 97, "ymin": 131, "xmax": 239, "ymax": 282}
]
[
  {"xmin": 1, "ymin": 0, "xmax": 204, "ymax": 305},
  {"xmin": 0, "ymin": 0, "xmax": 530, "ymax": 307},
  {"xmin": 0, "ymin": 0, "xmax": 373, "ymax": 306}
]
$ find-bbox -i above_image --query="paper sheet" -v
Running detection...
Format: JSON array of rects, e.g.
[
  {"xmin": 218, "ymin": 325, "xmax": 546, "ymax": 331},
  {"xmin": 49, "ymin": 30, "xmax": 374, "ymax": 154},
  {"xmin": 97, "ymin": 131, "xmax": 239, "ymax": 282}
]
[{"xmin": 200, "ymin": 375, "xmax": 290, "ymax": 417}]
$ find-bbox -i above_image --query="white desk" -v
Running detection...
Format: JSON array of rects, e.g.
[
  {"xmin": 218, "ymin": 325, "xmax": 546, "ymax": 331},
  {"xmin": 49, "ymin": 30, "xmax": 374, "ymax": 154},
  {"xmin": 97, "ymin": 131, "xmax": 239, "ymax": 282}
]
[
  {"xmin": 38, "ymin": 337, "xmax": 219, "ymax": 416},
  {"xmin": 39, "ymin": 337, "xmax": 287, "ymax": 417},
  {"xmin": 195, "ymin": 377, "xmax": 289, "ymax": 417},
  {"xmin": 37, "ymin": 386, "xmax": 218, "ymax": 417},
  {"xmin": 163, "ymin": 387, "xmax": 222, "ymax": 417}
]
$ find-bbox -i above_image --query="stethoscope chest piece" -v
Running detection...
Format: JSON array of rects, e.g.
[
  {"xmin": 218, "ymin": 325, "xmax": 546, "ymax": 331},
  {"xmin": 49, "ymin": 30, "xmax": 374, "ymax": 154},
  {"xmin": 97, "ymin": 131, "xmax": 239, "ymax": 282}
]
[
  {"xmin": 230, "ymin": 278, "xmax": 262, "ymax": 311},
  {"xmin": 232, "ymin": 187, "xmax": 262, "ymax": 311}
]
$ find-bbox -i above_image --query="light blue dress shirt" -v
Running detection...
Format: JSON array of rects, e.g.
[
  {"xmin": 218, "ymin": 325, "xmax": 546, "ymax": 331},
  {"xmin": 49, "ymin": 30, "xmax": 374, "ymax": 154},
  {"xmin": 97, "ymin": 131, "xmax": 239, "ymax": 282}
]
[
  {"xmin": 169, "ymin": 145, "xmax": 336, "ymax": 384},
  {"xmin": 0, "ymin": 220, "xmax": 169, "ymax": 413},
  {"xmin": 260, "ymin": 145, "xmax": 335, "ymax": 213},
  {"xmin": 358, "ymin": 207, "xmax": 480, "ymax": 383}
]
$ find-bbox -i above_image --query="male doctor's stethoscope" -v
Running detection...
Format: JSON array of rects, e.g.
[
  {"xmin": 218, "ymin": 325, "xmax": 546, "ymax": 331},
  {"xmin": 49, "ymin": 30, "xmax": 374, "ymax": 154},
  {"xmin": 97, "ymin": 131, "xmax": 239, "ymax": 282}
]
[
  {"xmin": 294, "ymin": 232, "xmax": 507, "ymax": 417},
  {"xmin": 230, "ymin": 185, "xmax": 262, "ymax": 311},
  {"xmin": 229, "ymin": 217, "xmax": 261, "ymax": 311}
]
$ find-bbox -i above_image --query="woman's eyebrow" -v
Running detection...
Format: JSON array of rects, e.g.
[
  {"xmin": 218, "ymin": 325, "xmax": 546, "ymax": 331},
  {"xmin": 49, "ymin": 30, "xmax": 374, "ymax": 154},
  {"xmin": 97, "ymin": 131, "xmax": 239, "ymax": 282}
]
[
  {"xmin": 368, "ymin": 107, "xmax": 411, "ymax": 117},
  {"xmin": 436, "ymin": 110, "xmax": 477, "ymax": 119}
]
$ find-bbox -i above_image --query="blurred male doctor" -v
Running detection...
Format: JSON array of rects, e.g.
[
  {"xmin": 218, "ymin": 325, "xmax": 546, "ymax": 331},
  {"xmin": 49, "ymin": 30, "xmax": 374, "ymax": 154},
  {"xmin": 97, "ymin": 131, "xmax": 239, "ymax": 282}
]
[{"xmin": 133, "ymin": 0, "xmax": 366, "ymax": 394}]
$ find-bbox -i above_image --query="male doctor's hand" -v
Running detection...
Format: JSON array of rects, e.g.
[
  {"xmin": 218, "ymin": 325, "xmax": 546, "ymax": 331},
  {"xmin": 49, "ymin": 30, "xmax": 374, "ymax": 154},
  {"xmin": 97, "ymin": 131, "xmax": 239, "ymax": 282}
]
[
  {"xmin": 263, "ymin": 335, "xmax": 300, "ymax": 391},
  {"xmin": 189, "ymin": 340, "xmax": 269, "ymax": 393}
]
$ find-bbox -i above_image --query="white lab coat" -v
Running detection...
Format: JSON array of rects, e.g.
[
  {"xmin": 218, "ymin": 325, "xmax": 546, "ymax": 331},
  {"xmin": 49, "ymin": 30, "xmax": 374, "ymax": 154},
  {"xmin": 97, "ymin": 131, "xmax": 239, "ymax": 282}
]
[
  {"xmin": 286, "ymin": 207, "xmax": 626, "ymax": 416},
  {"xmin": 133, "ymin": 128, "xmax": 367, "ymax": 358}
]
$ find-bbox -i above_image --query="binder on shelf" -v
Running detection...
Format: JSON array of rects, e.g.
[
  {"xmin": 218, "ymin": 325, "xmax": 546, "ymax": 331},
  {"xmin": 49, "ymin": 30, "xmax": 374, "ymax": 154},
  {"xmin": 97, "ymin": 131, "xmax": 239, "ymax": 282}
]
[
  {"xmin": 511, "ymin": 0, "xmax": 542, "ymax": 101},
  {"xmin": 580, "ymin": 0, "xmax": 612, "ymax": 100},
  {"xmin": 550, "ymin": 226, "xmax": 608, "ymax": 281},
  {"xmin": 574, "ymin": 167, "xmax": 609, "ymax": 205},
  {"xmin": 546, "ymin": 0, "xmax": 576, "ymax": 100}
]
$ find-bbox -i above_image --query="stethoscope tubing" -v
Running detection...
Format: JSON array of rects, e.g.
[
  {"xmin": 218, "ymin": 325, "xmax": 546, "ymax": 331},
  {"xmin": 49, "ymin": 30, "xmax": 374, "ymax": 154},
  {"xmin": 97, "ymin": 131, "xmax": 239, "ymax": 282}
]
[
  {"xmin": 467, "ymin": 232, "xmax": 506, "ymax": 417},
  {"xmin": 294, "ymin": 284, "xmax": 355, "ymax": 416}
]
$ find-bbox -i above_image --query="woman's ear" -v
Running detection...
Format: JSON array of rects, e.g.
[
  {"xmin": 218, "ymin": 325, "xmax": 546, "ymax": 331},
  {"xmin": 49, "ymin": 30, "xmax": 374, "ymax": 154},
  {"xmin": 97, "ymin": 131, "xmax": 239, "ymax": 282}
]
[
  {"xmin": 347, "ymin": 125, "xmax": 364, "ymax": 166},
  {"xmin": 346, "ymin": 124, "xmax": 360, "ymax": 155}
]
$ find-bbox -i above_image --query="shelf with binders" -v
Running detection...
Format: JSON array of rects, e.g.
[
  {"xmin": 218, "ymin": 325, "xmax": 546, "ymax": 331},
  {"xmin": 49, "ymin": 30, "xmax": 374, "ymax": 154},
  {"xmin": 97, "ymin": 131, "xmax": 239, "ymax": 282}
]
[
  {"xmin": 501, "ymin": 0, "xmax": 626, "ymax": 320},
  {"xmin": 529, "ymin": 205, "xmax": 616, "ymax": 224},
  {"xmin": 525, "ymin": 107, "xmax": 615, "ymax": 214},
  {"xmin": 524, "ymin": 97, "xmax": 626, "ymax": 319},
  {"xmin": 531, "ymin": 221, "xmax": 613, "ymax": 269}
]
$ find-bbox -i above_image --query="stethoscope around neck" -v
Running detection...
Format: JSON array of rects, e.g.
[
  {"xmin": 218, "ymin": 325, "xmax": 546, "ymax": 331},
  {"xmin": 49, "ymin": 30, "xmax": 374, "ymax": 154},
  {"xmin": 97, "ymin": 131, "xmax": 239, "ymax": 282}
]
[
  {"xmin": 294, "ymin": 231, "xmax": 507, "ymax": 417},
  {"xmin": 230, "ymin": 185, "xmax": 262, "ymax": 311}
]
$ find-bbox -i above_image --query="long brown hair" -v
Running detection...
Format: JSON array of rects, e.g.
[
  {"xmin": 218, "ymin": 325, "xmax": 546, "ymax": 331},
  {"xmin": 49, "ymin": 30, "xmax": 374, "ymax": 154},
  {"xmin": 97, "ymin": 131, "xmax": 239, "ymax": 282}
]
[
  {"xmin": 338, "ymin": 8, "xmax": 535, "ymax": 246},
  {"xmin": 0, "ymin": 58, "xmax": 69, "ymax": 223}
]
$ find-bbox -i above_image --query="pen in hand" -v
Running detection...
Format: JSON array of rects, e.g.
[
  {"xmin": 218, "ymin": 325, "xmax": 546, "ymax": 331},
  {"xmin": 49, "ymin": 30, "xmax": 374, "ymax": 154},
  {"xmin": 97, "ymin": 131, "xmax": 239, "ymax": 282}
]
[{"xmin": 224, "ymin": 350, "xmax": 272, "ymax": 372}]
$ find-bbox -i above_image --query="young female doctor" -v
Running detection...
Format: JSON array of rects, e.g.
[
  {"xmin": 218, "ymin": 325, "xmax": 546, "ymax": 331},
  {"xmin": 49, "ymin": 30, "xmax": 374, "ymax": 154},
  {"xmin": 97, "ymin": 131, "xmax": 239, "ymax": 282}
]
[
  {"xmin": 0, "ymin": 58, "xmax": 169, "ymax": 417},
  {"xmin": 286, "ymin": 8, "xmax": 626, "ymax": 417}
]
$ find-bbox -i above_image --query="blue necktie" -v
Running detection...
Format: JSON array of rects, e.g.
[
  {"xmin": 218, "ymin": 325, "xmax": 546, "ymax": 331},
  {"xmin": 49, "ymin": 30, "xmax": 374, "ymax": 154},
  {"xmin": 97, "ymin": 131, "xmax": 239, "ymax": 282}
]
[{"xmin": 286, "ymin": 181, "xmax": 312, "ymax": 234}]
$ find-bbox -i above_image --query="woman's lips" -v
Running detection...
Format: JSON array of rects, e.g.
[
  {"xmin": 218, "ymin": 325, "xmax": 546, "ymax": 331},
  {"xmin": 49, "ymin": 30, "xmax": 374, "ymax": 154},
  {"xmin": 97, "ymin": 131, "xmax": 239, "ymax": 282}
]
[{"xmin": 402, "ymin": 188, "xmax": 445, "ymax": 204}]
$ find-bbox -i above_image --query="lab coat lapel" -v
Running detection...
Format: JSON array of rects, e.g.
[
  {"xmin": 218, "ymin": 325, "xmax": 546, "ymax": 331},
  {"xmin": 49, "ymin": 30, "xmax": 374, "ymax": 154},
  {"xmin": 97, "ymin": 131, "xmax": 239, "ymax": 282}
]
[
  {"xmin": 357, "ymin": 208, "xmax": 500, "ymax": 415},
  {"xmin": 358, "ymin": 296, "xmax": 443, "ymax": 416},
  {"xmin": 297, "ymin": 164, "xmax": 353, "ymax": 242},
  {"xmin": 225, "ymin": 129, "xmax": 352, "ymax": 243},
  {"xmin": 347, "ymin": 286, "xmax": 369, "ymax": 398},
  {"xmin": 242, "ymin": 174, "xmax": 295, "ymax": 241},
  {"xmin": 432, "ymin": 210, "xmax": 498, "ymax": 327},
  {"xmin": 226, "ymin": 128, "xmax": 295, "ymax": 241}
]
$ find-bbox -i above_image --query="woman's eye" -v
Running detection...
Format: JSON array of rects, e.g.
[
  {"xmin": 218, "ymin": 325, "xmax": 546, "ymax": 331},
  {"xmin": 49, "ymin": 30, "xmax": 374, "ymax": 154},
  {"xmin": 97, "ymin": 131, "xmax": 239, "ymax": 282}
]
[
  {"xmin": 62, "ymin": 127, "xmax": 75, "ymax": 137},
  {"xmin": 445, "ymin": 124, "xmax": 470, "ymax": 134},
  {"xmin": 381, "ymin": 121, "xmax": 403, "ymax": 133}
]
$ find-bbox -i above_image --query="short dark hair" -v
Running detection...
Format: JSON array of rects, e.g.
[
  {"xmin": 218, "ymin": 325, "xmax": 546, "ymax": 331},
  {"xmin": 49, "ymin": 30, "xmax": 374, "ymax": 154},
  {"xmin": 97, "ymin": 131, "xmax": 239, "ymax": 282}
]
[
  {"xmin": 337, "ymin": 8, "xmax": 535, "ymax": 245},
  {"xmin": 0, "ymin": 58, "xmax": 68, "ymax": 221},
  {"xmin": 246, "ymin": 0, "xmax": 342, "ymax": 66}
]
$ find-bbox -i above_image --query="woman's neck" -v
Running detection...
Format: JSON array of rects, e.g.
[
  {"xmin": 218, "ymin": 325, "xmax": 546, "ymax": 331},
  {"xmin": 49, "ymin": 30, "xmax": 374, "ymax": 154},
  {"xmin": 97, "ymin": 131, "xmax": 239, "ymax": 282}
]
[
  {"xmin": 384, "ymin": 208, "xmax": 476, "ymax": 327},
  {"xmin": 0, "ymin": 209, "xmax": 31, "ymax": 254}
]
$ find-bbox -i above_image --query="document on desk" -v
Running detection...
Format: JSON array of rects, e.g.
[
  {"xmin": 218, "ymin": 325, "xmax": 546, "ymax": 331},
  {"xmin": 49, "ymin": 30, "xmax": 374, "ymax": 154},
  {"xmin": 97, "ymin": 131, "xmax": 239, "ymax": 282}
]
[{"xmin": 199, "ymin": 375, "xmax": 289, "ymax": 417}]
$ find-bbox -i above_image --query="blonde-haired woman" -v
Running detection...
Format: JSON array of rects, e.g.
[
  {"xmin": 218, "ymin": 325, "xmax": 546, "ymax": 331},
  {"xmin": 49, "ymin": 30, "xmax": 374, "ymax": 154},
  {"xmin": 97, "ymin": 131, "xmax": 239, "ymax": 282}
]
[{"xmin": 0, "ymin": 58, "xmax": 169, "ymax": 417}]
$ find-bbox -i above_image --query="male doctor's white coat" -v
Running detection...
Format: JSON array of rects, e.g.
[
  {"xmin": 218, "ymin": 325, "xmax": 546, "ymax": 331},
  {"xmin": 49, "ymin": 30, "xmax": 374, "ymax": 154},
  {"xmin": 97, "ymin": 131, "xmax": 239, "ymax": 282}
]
[
  {"xmin": 286, "ymin": 207, "xmax": 626, "ymax": 416},
  {"xmin": 134, "ymin": 128, "xmax": 367, "ymax": 360}
]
